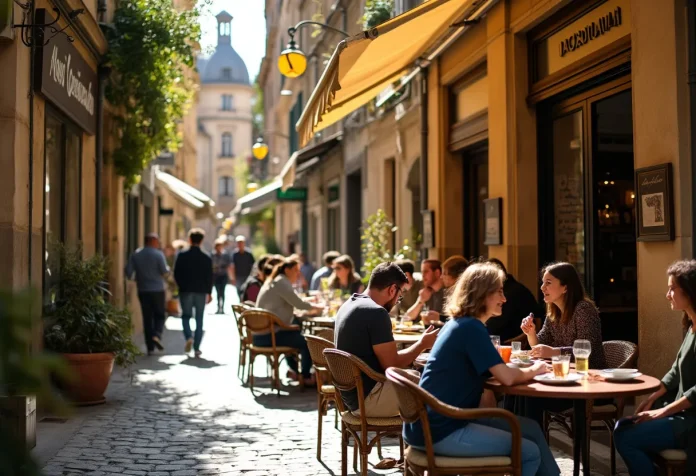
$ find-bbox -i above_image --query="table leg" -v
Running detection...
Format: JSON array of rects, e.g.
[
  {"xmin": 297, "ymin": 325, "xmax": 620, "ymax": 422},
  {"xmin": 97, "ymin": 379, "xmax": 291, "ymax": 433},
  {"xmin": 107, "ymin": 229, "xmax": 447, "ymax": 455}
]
[{"xmin": 572, "ymin": 399, "xmax": 591, "ymax": 476}]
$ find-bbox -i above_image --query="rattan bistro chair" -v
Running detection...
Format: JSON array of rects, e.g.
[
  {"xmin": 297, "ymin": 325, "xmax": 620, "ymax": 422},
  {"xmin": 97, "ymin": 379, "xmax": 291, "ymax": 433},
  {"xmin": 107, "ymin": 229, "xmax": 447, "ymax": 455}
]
[
  {"xmin": 315, "ymin": 328, "xmax": 335, "ymax": 343},
  {"xmin": 241, "ymin": 309, "xmax": 305, "ymax": 396},
  {"xmin": 323, "ymin": 349, "xmax": 404, "ymax": 476},
  {"xmin": 655, "ymin": 449, "xmax": 687, "ymax": 476},
  {"xmin": 544, "ymin": 340, "xmax": 638, "ymax": 475},
  {"xmin": 385, "ymin": 367, "xmax": 522, "ymax": 476},
  {"xmin": 305, "ymin": 335, "xmax": 339, "ymax": 461},
  {"xmin": 231, "ymin": 303, "xmax": 253, "ymax": 381}
]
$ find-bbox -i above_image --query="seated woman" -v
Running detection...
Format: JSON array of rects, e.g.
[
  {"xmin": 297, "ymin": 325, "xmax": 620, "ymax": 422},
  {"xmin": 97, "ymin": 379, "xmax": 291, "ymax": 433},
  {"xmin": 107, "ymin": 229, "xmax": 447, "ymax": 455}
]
[
  {"xmin": 518, "ymin": 261, "xmax": 607, "ymax": 424},
  {"xmin": 240, "ymin": 254, "xmax": 270, "ymax": 304},
  {"xmin": 403, "ymin": 262, "xmax": 560, "ymax": 476},
  {"xmin": 254, "ymin": 257, "xmax": 324, "ymax": 385},
  {"xmin": 614, "ymin": 260, "xmax": 696, "ymax": 476},
  {"xmin": 328, "ymin": 254, "xmax": 364, "ymax": 295}
]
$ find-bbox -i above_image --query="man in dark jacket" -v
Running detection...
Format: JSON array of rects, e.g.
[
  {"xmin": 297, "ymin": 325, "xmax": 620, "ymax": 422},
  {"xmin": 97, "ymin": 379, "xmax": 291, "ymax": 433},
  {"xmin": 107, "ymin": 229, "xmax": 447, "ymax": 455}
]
[{"xmin": 174, "ymin": 228, "xmax": 213, "ymax": 357}]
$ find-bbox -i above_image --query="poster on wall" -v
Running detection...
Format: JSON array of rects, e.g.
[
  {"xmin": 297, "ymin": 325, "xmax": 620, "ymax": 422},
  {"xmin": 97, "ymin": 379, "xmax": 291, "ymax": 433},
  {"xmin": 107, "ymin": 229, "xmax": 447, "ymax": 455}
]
[
  {"xmin": 635, "ymin": 163, "xmax": 674, "ymax": 242},
  {"xmin": 421, "ymin": 210, "xmax": 434, "ymax": 249},
  {"xmin": 483, "ymin": 198, "xmax": 502, "ymax": 246}
]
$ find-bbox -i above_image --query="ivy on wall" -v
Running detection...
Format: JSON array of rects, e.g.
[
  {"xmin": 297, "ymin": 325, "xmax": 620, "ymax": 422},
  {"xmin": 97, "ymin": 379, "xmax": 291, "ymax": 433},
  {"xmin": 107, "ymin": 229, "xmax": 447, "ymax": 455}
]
[
  {"xmin": 362, "ymin": 0, "xmax": 393, "ymax": 29},
  {"xmin": 105, "ymin": 0, "xmax": 204, "ymax": 185}
]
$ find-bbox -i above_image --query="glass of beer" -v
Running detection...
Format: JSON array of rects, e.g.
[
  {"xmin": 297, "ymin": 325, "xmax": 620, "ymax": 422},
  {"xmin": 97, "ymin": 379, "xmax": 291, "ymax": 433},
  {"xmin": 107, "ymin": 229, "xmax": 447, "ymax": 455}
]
[
  {"xmin": 552, "ymin": 355, "xmax": 571, "ymax": 378},
  {"xmin": 573, "ymin": 339, "xmax": 591, "ymax": 374}
]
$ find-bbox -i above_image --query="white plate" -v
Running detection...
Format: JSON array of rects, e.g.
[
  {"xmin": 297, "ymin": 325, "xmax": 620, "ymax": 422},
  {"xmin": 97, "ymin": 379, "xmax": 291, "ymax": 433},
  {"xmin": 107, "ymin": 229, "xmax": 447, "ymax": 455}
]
[
  {"xmin": 507, "ymin": 359, "xmax": 536, "ymax": 368},
  {"xmin": 533, "ymin": 373, "xmax": 583, "ymax": 385},
  {"xmin": 601, "ymin": 371, "xmax": 642, "ymax": 382}
]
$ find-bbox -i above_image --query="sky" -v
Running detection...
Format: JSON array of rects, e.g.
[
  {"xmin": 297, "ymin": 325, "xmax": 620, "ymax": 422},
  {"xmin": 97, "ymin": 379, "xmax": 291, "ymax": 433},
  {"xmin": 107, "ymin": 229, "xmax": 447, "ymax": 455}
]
[{"xmin": 198, "ymin": 0, "xmax": 267, "ymax": 82}]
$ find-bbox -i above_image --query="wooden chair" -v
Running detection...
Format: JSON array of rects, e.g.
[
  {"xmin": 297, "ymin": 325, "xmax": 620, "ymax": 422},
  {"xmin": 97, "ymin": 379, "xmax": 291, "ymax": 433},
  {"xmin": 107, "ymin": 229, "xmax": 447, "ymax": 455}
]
[
  {"xmin": 385, "ymin": 367, "xmax": 522, "ymax": 476},
  {"xmin": 315, "ymin": 328, "xmax": 334, "ymax": 342},
  {"xmin": 544, "ymin": 340, "xmax": 638, "ymax": 475},
  {"xmin": 305, "ymin": 335, "xmax": 338, "ymax": 461},
  {"xmin": 323, "ymin": 348, "xmax": 404, "ymax": 476},
  {"xmin": 231, "ymin": 303, "xmax": 253, "ymax": 381},
  {"xmin": 241, "ymin": 309, "xmax": 305, "ymax": 396},
  {"xmin": 655, "ymin": 449, "xmax": 686, "ymax": 476}
]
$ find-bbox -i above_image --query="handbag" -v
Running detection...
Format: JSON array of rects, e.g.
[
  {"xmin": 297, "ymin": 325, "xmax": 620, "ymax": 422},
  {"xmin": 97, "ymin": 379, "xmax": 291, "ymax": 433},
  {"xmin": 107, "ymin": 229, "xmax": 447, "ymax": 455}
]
[{"xmin": 166, "ymin": 298, "xmax": 181, "ymax": 317}]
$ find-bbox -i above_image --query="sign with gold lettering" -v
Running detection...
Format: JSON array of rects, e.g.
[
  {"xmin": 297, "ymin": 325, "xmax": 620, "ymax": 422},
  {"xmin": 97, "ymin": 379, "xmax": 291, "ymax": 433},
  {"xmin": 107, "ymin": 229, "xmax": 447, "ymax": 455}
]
[
  {"xmin": 33, "ymin": 9, "xmax": 97, "ymax": 134},
  {"xmin": 559, "ymin": 7, "xmax": 622, "ymax": 57},
  {"xmin": 635, "ymin": 163, "xmax": 674, "ymax": 242}
]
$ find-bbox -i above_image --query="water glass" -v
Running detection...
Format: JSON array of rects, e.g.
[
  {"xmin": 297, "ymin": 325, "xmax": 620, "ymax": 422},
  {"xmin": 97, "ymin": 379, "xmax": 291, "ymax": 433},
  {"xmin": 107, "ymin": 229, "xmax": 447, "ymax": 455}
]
[
  {"xmin": 511, "ymin": 341, "xmax": 522, "ymax": 359},
  {"xmin": 490, "ymin": 335, "xmax": 500, "ymax": 351},
  {"xmin": 573, "ymin": 339, "xmax": 592, "ymax": 374}
]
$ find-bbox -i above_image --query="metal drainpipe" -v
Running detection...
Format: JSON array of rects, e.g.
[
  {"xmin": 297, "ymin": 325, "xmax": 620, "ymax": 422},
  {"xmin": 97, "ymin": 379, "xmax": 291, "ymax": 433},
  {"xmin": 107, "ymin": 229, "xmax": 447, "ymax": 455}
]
[
  {"xmin": 419, "ymin": 67, "xmax": 429, "ymax": 259},
  {"xmin": 689, "ymin": 0, "xmax": 696, "ymax": 256},
  {"xmin": 28, "ymin": 3, "xmax": 36, "ymax": 286},
  {"xmin": 95, "ymin": 66, "xmax": 107, "ymax": 255}
]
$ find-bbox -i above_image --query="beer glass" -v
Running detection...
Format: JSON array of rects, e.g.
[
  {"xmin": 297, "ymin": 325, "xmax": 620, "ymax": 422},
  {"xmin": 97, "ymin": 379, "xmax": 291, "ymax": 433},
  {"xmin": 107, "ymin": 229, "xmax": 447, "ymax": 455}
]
[
  {"xmin": 552, "ymin": 355, "xmax": 571, "ymax": 378},
  {"xmin": 573, "ymin": 339, "xmax": 591, "ymax": 374}
]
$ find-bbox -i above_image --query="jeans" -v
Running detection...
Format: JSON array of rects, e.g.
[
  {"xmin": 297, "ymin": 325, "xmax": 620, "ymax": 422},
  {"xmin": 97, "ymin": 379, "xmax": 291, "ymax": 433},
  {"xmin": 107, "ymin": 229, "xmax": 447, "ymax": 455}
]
[
  {"xmin": 180, "ymin": 292, "xmax": 206, "ymax": 351},
  {"xmin": 614, "ymin": 417, "xmax": 680, "ymax": 476},
  {"xmin": 425, "ymin": 417, "xmax": 560, "ymax": 476},
  {"xmin": 252, "ymin": 330, "xmax": 313, "ymax": 378},
  {"xmin": 138, "ymin": 291, "xmax": 165, "ymax": 352},
  {"xmin": 214, "ymin": 275, "xmax": 228, "ymax": 312}
]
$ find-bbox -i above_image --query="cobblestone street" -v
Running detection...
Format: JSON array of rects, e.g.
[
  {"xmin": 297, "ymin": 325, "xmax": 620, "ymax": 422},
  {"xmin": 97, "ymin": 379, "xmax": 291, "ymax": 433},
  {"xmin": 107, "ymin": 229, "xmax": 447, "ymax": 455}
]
[{"xmin": 36, "ymin": 287, "xmax": 618, "ymax": 476}]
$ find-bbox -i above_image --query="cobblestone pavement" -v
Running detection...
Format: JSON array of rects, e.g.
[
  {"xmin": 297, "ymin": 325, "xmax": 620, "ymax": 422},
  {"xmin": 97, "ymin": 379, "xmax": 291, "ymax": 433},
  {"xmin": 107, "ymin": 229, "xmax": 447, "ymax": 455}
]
[{"xmin": 40, "ymin": 286, "xmax": 621, "ymax": 475}]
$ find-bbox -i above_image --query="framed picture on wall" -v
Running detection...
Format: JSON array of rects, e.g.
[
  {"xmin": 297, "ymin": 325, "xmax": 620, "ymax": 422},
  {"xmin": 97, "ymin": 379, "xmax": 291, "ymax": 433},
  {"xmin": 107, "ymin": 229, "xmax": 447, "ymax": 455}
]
[
  {"xmin": 421, "ymin": 210, "xmax": 434, "ymax": 249},
  {"xmin": 635, "ymin": 163, "xmax": 674, "ymax": 242},
  {"xmin": 483, "ymin": 198, "xmax": 502, "ymax": 246}
]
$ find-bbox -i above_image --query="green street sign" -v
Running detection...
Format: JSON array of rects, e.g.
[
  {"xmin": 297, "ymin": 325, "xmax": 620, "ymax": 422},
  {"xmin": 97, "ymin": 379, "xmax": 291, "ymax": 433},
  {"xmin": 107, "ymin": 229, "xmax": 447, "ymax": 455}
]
[
  {"xmin": 276, "ymin": 187, "xmax": 307, "ymax": 202},
  {"xmin": 0, "ymin": 0, "xmax": 12, "ymax": 37}
]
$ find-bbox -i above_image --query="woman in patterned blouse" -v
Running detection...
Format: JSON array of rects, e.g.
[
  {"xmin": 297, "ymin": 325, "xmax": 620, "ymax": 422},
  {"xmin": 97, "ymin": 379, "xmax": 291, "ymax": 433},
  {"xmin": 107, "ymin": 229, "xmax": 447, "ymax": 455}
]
[{"xmin": 517, "ymin": 262, "xmax": 607, "ymax": 425}]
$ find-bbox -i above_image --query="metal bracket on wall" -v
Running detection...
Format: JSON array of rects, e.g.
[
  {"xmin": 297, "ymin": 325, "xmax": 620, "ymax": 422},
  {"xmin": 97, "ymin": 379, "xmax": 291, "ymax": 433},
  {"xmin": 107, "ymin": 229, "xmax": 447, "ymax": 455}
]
[{"xmin": 12, "ymin": 3, "xmax": 83, "ymax": 47}]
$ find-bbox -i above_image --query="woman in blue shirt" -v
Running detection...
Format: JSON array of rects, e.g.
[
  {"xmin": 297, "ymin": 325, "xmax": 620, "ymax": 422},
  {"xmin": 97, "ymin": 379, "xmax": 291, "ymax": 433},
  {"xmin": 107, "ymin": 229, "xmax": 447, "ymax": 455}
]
[{"xmin": 403, "ymin": 262, "xmax": 560, "ymax": 476}]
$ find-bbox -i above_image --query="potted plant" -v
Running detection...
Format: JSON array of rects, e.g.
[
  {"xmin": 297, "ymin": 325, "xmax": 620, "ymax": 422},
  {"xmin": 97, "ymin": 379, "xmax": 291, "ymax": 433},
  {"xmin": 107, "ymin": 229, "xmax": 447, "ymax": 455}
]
[{"xmin": 44, "ymin": 245, "xmax": 138, "ymax": 405}]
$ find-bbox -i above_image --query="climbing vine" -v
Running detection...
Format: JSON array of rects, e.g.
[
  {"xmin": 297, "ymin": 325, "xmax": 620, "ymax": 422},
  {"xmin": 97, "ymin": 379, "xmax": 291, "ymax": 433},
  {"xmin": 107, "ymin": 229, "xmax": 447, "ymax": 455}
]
[
  {"xmin": 362, "ymin": 0, "xmax": 393, "ymax": 29},
  {"xmin": 105, "ymin": 0, "xmax": 204, "ymax": 185}
]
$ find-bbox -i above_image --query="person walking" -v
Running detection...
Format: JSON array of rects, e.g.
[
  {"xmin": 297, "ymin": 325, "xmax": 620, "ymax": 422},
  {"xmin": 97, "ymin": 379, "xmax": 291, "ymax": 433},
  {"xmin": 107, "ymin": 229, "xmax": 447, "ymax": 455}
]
[
  {"xmin": 174, "ymin": 228, "xmax": 213, "ymax": 357},
  {"xmin": 125, "ymin": 233, "xmax": 170, "ymax": 355},
  {"xmin": 230, "ymin": 235, "xmax": 255, "ymax": 297},
  {"xmin": 212, "ymin": 238, "xmax": 232, "ymax": 314}
]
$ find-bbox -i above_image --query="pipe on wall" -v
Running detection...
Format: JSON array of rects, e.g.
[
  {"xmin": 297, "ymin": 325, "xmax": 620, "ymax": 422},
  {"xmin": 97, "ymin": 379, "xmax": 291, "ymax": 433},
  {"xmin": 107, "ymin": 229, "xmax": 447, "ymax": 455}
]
[
  {"xmin": 689, "ymin": 0, "xmax": 696, "ymax": 255},
  {"xmin": 419, "ymin": 67, "xmax": 428, "ymax": 257},
  {"xmin": 28, "ymin": 2, "xmax": 36, "ymax": 286},
  {"xmin": 95, "ymin": 66, "xmax": 108, "ymax": 254}
]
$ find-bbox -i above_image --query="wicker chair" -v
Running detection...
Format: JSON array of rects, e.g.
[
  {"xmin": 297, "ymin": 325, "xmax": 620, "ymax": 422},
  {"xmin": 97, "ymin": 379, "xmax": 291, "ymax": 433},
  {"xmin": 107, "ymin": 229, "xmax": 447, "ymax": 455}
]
[
  {"xmin": 315, "ymin": 328, "xmax": 335, "ymax": 342},
  {"xmin": 231, "ymin": 303, "xmax": 253, "ymax": 381},
  {"xmin": 655, "ymin": 449, "xmax": 686, "ymax": 476},
  {"xmin": 385, "ymin": 367, "xmax": 522, "ymax": 476},
  {"xmin": 544, "ymin": 340, "xmax": 638, "ymax": 475},
  {"xmin": 323, "ymin": 348, "xmax": 404, "ymax": 476},
  {"xmin": 305, "ymin": 335, "xmax": 339, "ymax": 461},
  {"xmin": 241, "ymin": 309, "xmax": 305, "ymax": 396}
]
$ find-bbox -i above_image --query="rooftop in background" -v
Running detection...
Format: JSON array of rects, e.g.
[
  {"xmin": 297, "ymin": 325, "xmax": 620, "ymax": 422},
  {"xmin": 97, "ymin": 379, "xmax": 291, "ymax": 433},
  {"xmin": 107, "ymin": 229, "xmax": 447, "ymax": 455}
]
[{"xmin": 199, "ymin": 11, "xmax": 250, "ymax": 86}]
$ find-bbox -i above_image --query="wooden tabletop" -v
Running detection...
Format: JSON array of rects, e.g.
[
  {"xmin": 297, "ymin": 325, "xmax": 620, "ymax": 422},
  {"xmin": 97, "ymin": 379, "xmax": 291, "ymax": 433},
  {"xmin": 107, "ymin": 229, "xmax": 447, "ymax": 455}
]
[
  {"xmin": 484, "ymin": 372, "xmax": 661, "ymax": 399},
  {"xmin": 393, "ymin": 332, "xmax": 422, "ymax": 344}
]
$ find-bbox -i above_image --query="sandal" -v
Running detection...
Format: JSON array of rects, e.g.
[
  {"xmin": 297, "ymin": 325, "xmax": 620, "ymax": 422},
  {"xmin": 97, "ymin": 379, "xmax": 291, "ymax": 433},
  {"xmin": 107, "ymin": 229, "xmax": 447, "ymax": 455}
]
[{"xmin": 375, "ymin": 458, "xmax": 398, "ymax": 470}]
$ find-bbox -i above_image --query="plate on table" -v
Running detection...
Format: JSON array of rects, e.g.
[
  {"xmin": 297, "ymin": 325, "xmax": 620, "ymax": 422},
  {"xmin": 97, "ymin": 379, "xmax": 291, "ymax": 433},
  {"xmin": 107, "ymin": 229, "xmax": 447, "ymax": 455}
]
[
  {"xmin": 395, "ymin": 324, "xmax": 424, "ymax": 332},
  {"xmin": 507, "ymin": 359, "xmax": 537, "ymax": 368},
  {"xmin": 601, "ymin": 370, "xmax": 642, "ymax": 382},
  {"xmin": 533, "ymin": 373, "xmax": 583, "ymax": 385}
]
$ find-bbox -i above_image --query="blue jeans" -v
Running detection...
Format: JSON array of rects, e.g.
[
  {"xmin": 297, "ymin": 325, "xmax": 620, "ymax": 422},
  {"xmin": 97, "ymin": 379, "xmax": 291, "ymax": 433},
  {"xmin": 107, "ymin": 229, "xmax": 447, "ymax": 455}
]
[
  {"xmin": 614, "ymin": 417, "xmax": 680, "ymax": 476},
  {"xmin": 252, "ymin": 330, "xmax": 313, "ymax": 378},
  {"xmin": 180, "ymin": 292, "xmax": 206, "ymax": 351},
  {"xmin": 425, "ymin": 417, "xmax": 560, "ymax": 476}
]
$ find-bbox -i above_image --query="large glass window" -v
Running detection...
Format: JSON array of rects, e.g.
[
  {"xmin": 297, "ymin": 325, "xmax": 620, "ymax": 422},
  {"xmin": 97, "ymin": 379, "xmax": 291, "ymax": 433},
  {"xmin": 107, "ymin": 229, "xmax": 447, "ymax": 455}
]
[
  {"xmin": 221, "ymin": 133, "xmax": 233, "ymax": 157},
  {"xmin": 218, "ymin": 176, "xmax": 234, "ymax": 197}
]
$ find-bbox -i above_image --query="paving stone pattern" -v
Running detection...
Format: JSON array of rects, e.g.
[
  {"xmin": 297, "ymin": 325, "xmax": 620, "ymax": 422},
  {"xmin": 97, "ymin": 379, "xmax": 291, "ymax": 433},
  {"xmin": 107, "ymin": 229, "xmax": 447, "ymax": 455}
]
[{"xmin": 41, "ymin": 286, "xmax": 614, "ymax": 475}]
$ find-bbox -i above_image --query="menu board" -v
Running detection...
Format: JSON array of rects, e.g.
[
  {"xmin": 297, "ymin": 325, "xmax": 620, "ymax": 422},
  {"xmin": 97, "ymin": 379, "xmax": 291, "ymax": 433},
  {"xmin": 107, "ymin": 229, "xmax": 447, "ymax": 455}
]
[{"xmin": 554, "ymin": 174, "xmax": 585, "ymax": 278}]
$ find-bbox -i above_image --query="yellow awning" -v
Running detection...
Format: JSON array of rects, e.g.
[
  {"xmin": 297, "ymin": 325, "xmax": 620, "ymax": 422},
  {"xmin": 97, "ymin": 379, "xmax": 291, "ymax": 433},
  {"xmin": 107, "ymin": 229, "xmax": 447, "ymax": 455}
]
[{"xmin": 297, "ymin": 0, "xmax": 476, "ymax": 147}]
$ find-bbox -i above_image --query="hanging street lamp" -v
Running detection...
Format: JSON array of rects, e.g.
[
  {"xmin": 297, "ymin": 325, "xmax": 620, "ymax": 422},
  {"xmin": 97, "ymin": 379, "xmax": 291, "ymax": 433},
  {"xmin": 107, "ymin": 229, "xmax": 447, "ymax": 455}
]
[{"xmin": 277, "ymin": 21, "xmax": 349, "ymax": 78}]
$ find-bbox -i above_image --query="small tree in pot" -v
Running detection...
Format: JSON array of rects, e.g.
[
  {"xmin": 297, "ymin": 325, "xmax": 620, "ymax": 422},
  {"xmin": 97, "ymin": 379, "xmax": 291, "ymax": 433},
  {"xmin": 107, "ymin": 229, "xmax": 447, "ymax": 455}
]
[{"xmin": 44, "ymin": 245, "xmax": 138, "ymax": 405}]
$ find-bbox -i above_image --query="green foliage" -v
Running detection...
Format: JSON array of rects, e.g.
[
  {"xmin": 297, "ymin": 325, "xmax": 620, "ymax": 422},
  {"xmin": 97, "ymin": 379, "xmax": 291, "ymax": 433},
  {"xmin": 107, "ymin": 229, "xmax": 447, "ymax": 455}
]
[
  {"xmin": 43, "ymin": 245, "xmax": 139, "ymax": 367},
  {"xmin": 362, "ymin": 0, "xmax": 393, "ymax": 29},
  {"xmin": 361, "ymin": 209, "xmax": 420, "ymax": 284},
  {"xmin": 0, "ymin": 289, "xmax": 70, "ymax": 476},
  {"xmin": 105, "ymin": 0, "xmax": 203, "ymax": 185}
]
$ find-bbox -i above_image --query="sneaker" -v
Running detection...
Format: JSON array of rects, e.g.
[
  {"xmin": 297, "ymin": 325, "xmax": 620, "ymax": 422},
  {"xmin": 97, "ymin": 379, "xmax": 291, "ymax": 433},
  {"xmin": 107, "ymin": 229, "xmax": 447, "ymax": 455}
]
[
  {"xmin": 194, "ymin": 350, "xmax": 202, "ymax": 358},
  {"xmin": 184, "ymin": 338, "xmax": 193, "ymax": 353},
  {"xmin": 152, "ymin": 336, "xmax": 164, "ymax": 351}
]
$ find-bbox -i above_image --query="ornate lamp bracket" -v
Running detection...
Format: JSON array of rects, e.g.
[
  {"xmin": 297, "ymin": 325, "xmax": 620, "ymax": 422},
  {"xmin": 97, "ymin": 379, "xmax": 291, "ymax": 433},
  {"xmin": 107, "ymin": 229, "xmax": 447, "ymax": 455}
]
[{"xmin": 12, "ymin": 2, "xmax": 84, "ymax": 48}]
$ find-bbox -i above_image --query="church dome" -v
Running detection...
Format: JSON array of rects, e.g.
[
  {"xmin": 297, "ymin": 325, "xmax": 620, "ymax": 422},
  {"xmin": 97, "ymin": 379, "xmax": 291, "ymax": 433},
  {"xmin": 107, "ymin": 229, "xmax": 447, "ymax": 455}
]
[{"xmin": 200, "ymin": 11, "xmax": 250, "ymax": 85}]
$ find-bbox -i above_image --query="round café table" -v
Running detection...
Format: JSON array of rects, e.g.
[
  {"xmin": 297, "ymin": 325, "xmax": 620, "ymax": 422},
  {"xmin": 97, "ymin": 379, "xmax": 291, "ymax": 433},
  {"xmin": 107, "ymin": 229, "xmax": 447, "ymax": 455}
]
[
  {"xmin": 393, "ymin": 332, "xmax": 421, "ymax": 347},
  {"xmin": 485, "ymin": 372, "xmax": 661, "ymax": 476}
]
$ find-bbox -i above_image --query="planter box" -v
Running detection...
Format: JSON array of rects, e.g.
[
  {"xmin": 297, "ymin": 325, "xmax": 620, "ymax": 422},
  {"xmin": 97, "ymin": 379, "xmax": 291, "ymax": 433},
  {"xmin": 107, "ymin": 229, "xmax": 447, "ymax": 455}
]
[{"xmin": 0, "ymin": 395, "xmax": 37, "ymax": 449}]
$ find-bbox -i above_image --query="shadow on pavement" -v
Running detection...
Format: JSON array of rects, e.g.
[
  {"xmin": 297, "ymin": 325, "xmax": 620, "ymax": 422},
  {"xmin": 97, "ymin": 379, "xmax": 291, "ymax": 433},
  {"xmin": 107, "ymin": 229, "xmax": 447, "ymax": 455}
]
[{"xmin": 179, "ymin": 356, "xmax": 222, "ymax": 369}]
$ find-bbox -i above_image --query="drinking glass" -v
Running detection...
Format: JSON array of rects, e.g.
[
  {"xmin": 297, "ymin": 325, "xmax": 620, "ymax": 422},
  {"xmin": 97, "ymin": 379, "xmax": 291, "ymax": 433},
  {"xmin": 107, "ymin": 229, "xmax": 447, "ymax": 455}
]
[
  {"xmin": 552, "ymin": 355, "xmax": 571, "ymax": 378},
  {"xmin": 573, "ymin": 339, "xmax": 592, "ymax": 374},
  {"xmin": 511, "ymin": 341, "xmax": 522, "ymax": 359},
  {"xmin": 490, "ymin": 335, "xmax": 500, "ymax": 351}
]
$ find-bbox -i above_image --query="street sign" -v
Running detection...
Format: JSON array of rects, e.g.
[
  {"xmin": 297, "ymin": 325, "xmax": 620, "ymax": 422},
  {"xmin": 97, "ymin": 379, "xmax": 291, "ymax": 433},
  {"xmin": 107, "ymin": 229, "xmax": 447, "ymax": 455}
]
[{"xmin": 276, "ymin": 187, "xmax": 307, "ymax": 201}]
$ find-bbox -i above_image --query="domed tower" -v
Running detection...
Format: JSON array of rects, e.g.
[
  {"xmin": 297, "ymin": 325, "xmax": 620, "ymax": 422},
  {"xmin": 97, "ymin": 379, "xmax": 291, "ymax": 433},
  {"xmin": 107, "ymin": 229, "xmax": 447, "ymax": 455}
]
[{"xmin": 196, "ymin": 10, "xmax": 253, "ymax": 246}]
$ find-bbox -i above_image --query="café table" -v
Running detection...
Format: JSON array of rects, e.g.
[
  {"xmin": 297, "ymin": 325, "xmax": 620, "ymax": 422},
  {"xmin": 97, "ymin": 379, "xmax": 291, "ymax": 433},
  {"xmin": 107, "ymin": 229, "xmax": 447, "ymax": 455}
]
[
  {"xmin": 295, "ymin": 314, "xmax": 335, "ymax": 334},
  {"xmin": 484, "ymin": 371, "xmax": 661, "ymax": 476},
  {"xmin": 393, "ymin": 331, "xmax": 422, "ymax": 348}
]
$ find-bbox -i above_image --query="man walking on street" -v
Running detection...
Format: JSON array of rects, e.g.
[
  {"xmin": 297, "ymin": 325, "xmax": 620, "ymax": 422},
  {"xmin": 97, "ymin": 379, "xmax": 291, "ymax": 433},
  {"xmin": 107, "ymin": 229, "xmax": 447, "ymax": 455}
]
[
  {"xmin": 125, "ymin": 233, "xmax": 169, "ymax": 355},
  {"xmin": 174, "ymin": 228, "xmax": 213, "ymax": 357},
  {"xmin": 212, "ymin": 237, "xmax": 232, "ymax": 314},
  {"xmin": 230, "ymin": 235, "xmax": 255, "ymax": 297}
]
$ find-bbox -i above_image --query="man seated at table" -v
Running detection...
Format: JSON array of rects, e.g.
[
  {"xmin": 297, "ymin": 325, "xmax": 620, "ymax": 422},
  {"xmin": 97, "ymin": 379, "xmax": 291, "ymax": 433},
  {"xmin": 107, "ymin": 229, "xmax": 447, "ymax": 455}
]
[
  {"xmin": 404, "ymin": 259, "xmax": 445, "ymax": 323},
  {"xmin": 390, "ymin": 259, "xmax": 423, "ymax": 318},
  {"xmin": 335, "ymin": 262, "xmax": 439, "ymax": 417},
  {"xmin": 421, "ymin": 255, "xmax": 470, "ymax": 326}
]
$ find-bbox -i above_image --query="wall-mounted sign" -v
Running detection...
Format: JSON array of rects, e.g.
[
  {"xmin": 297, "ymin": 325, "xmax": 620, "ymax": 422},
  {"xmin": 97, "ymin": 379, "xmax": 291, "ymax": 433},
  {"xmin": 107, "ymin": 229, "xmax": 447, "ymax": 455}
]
[
  {"xmin": 559, "ymin": 7, "xmax": 623, "ymax": 57},
  {"xmin": 277, "ymin": 187, "xmax": 307, "ymax": 202},
  {"xmin": 421, "ymin": 210, "xmax": 434, "ymax": 249},
  {"xmin": 483, "ymin": 198, "xmax": 502, "ymax": 246},
  {"xmin": 635, "ymin": 163, "xmax": 674, "ymax": 242},
  {"xmin": 328, "ymin": 184, "xmax": 340, "ymax": 203},
  {"xmin": 33, "ymin": 9, "xmax": 97, "ymax": 135},
  {"xmin": 0, "ymin": 0, "xmax": 14, "ymax": 41}
]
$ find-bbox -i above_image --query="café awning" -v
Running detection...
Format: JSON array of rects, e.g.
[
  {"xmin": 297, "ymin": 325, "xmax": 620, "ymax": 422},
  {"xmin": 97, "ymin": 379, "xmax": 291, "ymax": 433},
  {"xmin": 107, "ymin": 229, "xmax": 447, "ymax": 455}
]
[
  {"xmin": 296, "ymin": 0, "xmax": 476, "ymax": 147},
  {"xmin": 279, "ymin": 132, "xmax": 343, "ymax": 190},
  {"xmin": 232, "ymin": 180, "xmax": 283, "ymax": 218},
  {"xmin": 155, "ymin": 170, "xmax": 216, "ymax": 219}
]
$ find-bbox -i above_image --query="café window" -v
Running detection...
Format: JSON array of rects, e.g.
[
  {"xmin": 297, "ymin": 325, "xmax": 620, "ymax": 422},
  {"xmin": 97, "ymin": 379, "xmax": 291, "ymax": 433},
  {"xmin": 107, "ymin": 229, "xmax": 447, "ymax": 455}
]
[
  {"xmin": 221, "ymin": 133, "xmax": 233, "ymax": 157},
  {"xmin": 44, "ymin": 111, "xmax": 82, "ymax": 304}
]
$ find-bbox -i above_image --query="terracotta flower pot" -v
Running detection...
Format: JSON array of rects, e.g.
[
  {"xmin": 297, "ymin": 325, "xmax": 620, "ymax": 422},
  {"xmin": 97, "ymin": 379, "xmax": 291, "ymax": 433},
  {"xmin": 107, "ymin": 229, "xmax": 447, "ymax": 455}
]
[{"xmin": 62, "ymin": 352, "xmax": 115, "ymax": 406}]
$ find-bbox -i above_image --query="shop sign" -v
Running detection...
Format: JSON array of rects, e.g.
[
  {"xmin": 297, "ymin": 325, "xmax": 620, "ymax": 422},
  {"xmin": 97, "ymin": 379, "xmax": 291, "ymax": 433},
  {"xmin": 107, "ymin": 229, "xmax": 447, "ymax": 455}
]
[
  {"xmin": 328, "ymin": 184, "xmax": 340, "ymax": 203},
  {"xmin": 34, "ymin": 9, "xmax": 97, "ymax": 135},
  {"xmin": 276, "ymin": 187, "xmax": 307, "ymax": 202},
  {"xmin": 635, "ymin": 163, "xmax": 674, "ymax": 242},
  {"xmin": 483, "ymin": 198, "xmax": 502, "ymax": 246},
  {"xmin": 559, "ymin": 7, "xmax": 622, "ymax": 57},
  {"xmin": 0, "ymin": 0, "xmax": 13, "ymax": 41}
]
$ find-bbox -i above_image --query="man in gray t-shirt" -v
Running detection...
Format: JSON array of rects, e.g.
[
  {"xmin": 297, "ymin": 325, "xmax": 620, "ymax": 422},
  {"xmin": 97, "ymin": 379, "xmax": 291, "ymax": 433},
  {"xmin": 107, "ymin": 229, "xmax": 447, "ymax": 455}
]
[{"xmin": 125, "ymin": 233, "xmax": 170, "ymax": 354}]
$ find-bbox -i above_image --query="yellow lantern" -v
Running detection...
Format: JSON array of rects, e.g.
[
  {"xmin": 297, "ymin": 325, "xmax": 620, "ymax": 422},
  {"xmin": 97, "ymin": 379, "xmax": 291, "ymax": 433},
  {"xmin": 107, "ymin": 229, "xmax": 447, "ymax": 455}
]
[
  {"xmin": 252, "ymin": 138, "xmax": 269, "ymax": 160},
  {"xmin": 277, "ymin": 40, "xmax": 307, "ymax": 78},
  {"xmin": 247, "ymin": 182, "xmax": 259, "ymax": 193}
]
